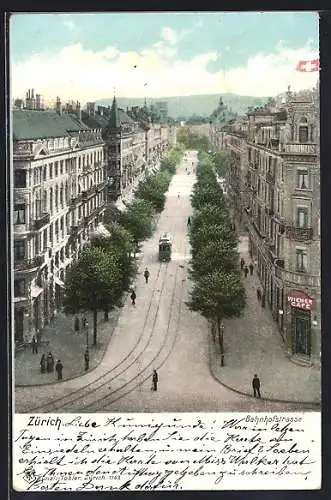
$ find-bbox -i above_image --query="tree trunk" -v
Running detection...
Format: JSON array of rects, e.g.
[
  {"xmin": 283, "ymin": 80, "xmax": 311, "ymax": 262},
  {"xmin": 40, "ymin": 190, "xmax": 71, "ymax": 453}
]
[
  {"xmin": 217, "ymin": 316, "xmax": 224, "ymax": 367},
  {"xmin": 93, "ymin": 309, "xmax": 97, "ymax": 346},
  {"xmin": 104, "ymin": 309, "xmax": 109, "ymax": 322}
]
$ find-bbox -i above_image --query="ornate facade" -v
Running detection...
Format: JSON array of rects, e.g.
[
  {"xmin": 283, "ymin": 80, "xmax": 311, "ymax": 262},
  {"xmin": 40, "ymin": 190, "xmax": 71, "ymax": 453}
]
[
  {"xmin": 13, "ymin": 105, "xmax": 106, "ymax": 344},
  {"xmin": 221, "ymin": 87, "xmax": 320, "ymax": 364}
]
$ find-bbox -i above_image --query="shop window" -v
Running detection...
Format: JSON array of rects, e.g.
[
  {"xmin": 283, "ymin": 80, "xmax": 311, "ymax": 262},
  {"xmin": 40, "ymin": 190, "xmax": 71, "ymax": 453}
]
[
  {"xmin": 296, "ymin": 249, "xmax": 308, "ymax": 273},
  {"xmin": 14, "ymin": 204, "xmax": 25, "ymax": 224}
]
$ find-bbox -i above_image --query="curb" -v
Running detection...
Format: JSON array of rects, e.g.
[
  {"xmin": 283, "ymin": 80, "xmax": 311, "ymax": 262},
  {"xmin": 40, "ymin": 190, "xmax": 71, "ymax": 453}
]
[
  {"xmin": 15, "ymin": 309, "xmax": 120, "ymax": 389},
  {"xmin": 208, "ymin": 334, "xmax": 320, "ymax": 409}
]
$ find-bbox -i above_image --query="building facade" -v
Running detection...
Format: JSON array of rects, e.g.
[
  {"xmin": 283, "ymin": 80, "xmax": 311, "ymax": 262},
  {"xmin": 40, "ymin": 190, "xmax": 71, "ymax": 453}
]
[
  {"xmin": 221, "ymin": 87, "xmax": 320, "ymax": 364},
  {"xmin": 13, "ymin": 99, "xmax": 106, "ymax": 344}
]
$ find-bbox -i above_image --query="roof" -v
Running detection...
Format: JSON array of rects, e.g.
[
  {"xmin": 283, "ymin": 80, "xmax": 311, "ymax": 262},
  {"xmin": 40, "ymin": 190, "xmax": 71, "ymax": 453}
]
[
  {"xmin": 107, "ymin": 97, "xmax": 136, "ymax": 129},
  {"xmin": 13, "ymin": 109, "xmax": 91, "ymax": 140},
  {"xmin": 81, "ymin": 111, "xmax": 109, "ymax": 129}
]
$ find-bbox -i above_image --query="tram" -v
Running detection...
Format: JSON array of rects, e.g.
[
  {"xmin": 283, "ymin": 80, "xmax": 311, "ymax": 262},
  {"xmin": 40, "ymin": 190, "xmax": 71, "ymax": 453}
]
[{"xmin": 158, "ymin": 233, "xmax": 172, "ymax": 262}]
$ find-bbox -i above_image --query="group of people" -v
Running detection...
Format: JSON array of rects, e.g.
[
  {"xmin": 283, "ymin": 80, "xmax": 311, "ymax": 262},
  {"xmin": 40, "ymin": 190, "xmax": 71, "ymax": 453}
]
[
  {"xmin": 240, "ymin": 258, "xmax": 254, "ymax": 278},
  {"xmin": 40, "ymin": 352, "xmax": 63, "ymax": 380}
]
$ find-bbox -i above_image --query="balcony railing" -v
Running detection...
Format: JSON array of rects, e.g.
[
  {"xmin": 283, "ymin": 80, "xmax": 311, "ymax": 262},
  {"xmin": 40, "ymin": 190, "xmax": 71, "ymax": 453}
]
[
  {"xmin": 84, "ymin": 205, "xmax": 105, "ymax": 225},
  {"xmin": 31, "ymin": 213, "xmax": 50, "ymax": 231},
  {"xmin": 274, "ymin": 265, "xmax": 320, "ymax": 289},
  {"xmin": 14, "ymin": 254, "xmax": 45, "ymax": 271},
  {"xmin": 82, "ymin": 186, "xmax": 96, "ymax": 199},
  {"xmin": 285, "ymin": 226, "xmax": 313, "ymax": 242},
  {"xmin": 283, "ymin": 143, "xmax": 316, "ymax": 155}
]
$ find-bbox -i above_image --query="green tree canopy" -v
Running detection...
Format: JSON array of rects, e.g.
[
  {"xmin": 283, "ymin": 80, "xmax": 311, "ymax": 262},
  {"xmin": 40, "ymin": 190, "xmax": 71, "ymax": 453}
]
[
  {"xmin": 64, "ymin": 247, "xmax": 124, "ymax": 345},
  {"xmin": 120, "ymin": 199, "xmax": 154, "ymax": 247}
]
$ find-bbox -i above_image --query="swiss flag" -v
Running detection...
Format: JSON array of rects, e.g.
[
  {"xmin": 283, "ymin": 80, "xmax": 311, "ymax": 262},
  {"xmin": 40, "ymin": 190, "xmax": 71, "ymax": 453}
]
[{"xmin": 296, "ymin": 59, "xmax": 320, "ymax": 72}]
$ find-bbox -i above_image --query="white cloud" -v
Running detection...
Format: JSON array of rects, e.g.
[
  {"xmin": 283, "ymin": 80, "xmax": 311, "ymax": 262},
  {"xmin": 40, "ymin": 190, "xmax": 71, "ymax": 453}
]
[{"xmin": 11, "ymin": 30, "xmax": 319, "ymax": 105}]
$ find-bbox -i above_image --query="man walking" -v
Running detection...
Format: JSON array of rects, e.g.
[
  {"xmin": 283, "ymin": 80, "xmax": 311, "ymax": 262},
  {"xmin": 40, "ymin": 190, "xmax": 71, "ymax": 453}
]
[
  {"xmin": 249, "ymin": 262, "xmax": 254, "ymax": 275},
  {"xmin": 84, "ymin": 349, "xmax": 89, "ymax": 371},
  {"xmin": 31, "ymin": 335, "xmax": 38, "ymax": 354},
  {"xmin": 243, "ymin": 265, "xmax": 249, "ymax": 278},
  {"xmin": 152, "ymin": 369, "xmax": 158, "ymax": 391},
  {"xmin": 240, "ymin": 258, "xmax": 245, "ymax": 270},
  {"xmin": 131, "ymin": 289, "xmax": 136, "ymax": 306},
  {"xmin": 252, "ymin": 374, "xmax": 261, "ymax": 398},
  {"xmin": 144, "ymin": 268, "xmax": 150, "ymax": 284},
  {"xmin": 55, "ymin": 360, "xmax": 63, "ymax": 381}
]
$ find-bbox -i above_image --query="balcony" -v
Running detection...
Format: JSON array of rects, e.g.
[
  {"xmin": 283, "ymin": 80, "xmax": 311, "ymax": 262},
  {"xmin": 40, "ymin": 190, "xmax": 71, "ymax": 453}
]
[
  {"xmin": 283, "ymin": 143, "xmax": 317, "ymax": 155},
  {"xmin": 285, "ymin": 226, "xmax": 313, "ymax": 242},
  {"xmin": 84, "ymin": 205, "xmax": 105, "ymax": 226},
  {"xmin": 266, "ymin": 171, "xmax": 275, "ymax": 183},
  {"xmin": 82, "ymin": 186, "xmax": 96, "ymax": 200},
  {"xmin": 274, "ymin": 265, "xmax": 320, "ymax": 289},
  {"xmin": 14, "ymin": 255, "xmax": 45, "ymax": 272},
  {"xmin": 31, "ymin": 213, "xmax": 50, "ymax": 231}
]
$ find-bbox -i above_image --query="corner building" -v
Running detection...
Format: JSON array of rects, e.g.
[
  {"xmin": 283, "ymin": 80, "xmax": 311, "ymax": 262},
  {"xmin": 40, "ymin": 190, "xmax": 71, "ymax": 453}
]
[
  {"xmin": 13, "ymin": 107, "xmax": 106, "ymax": 343},
  {"xmin": 223, "ymin": 87, "xmax": 320, "ymax": 365}
]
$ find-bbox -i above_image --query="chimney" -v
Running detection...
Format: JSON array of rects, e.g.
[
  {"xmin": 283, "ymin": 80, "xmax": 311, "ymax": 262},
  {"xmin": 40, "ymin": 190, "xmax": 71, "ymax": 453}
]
[
  {"xmin": 36, "ymin": 94, "xmax": 41, "ymax": 110},
  {"xmin": 56, "ymin": 96, "xmax": 62, "ymax": 115},
  {"xmin": 76, "ymin": 101, "xmax": 82, "ymax": 120},
  {"xmin": 87, "ymin": 102, "xmax": 95, "ymax": 116}
]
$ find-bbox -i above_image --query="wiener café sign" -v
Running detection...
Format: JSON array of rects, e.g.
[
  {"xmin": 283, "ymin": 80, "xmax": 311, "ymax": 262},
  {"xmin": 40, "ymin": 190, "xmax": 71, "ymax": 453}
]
[{"xmin": 287, "ymin": 290, "xmax": 314, "ymax": 310}]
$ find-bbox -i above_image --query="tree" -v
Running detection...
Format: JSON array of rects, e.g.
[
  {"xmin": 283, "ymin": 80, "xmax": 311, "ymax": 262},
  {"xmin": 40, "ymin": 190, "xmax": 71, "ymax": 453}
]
[
  {"xmin": 64, "ymin": 247, "xmax": 123, "ymax": 346},
  {"xmin": 189, "ymin": 240, "xmax": 239, "ymax": 280},
  {"xmin": 188, "ymin": 271, "xmax": 246, "ymax": 365},
  {"xmin": 213, "ymin": 152, "xmax": 231, "ymax": 178},
  {"xmin": 192, "ymin": 204, "xmax": 229, "ymax": 230},
  {"xmin": 120, "ymin": 199, "xmax": 154, "ymax": 250}
]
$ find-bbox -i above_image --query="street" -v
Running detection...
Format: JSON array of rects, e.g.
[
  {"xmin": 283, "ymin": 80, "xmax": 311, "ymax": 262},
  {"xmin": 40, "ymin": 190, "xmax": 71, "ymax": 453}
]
[{"xmin": 15, "ymin": 151, "xmax": 311, "ymax": 413}]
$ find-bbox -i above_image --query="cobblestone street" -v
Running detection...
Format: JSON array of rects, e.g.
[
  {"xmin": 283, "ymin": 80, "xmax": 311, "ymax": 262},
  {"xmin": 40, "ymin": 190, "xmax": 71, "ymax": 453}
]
[{"xmin": 15, "ymin": 152, "xmax": 320, "ymax": 413}]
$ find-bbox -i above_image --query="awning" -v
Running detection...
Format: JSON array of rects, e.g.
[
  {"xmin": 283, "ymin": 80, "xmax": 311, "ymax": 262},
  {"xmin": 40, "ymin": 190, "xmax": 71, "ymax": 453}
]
[
  {"xmin": 30, "ymin": 284, "xmax": 43, "ymax": 298},
  {"xmin": 115, "ymin": 198, "xmax": 127, "ymax": 212},
  {"xmin": 54, "ymin": 277, "xmax": 65, "ymax": 288},
  {"xmin": 91, "ymin": 223, "xmax": 111, "ymax": 238}
]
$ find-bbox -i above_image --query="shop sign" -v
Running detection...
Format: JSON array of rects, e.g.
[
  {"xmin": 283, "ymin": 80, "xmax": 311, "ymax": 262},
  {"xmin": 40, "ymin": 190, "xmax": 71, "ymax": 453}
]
[{"xmin": 287, "ymin": 290, "xmax": 314, "ymax": 310}]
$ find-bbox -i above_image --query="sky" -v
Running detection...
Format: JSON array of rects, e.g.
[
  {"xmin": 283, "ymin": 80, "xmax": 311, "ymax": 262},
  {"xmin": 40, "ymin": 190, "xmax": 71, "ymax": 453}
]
[{"xmin": 10, "ymin": 12, "xmax": 319, "ymax": 105}]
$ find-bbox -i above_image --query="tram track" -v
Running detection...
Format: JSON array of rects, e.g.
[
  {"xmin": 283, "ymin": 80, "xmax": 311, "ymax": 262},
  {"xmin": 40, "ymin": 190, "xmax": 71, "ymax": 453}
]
[{"xmin": 24, "ymin": 215, "xmax": 182, "ymax": 413}]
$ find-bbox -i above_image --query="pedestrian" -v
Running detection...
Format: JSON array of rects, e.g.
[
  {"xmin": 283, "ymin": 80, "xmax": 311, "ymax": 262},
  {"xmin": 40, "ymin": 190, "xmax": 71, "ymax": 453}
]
[
  {"xmin": 252, "ymin": 374, "xmax": 261, "ymax": 398},
  {"xmin": 46, "ymin": 352, "xmax": 54, "ymax": 373},
  {"xmin": 249, "ymin": 262, "xmax": 254, "ymax": 275},
  {"xmin": 40, "ymin": 354, "xmax": 46, "ymax": 374},
  {"xmin": 257, "ymin": 288, "xmax": 261, "ymax": 302},
  {"xmin": 152, "ymin": 369, "xmax": 158, "ymax": 391},
  {"xmin": 82, "ymin": 316, "xmax": 87, "ymax": 329},
  {"xmin": 240, "ymin": 258, "xmax": 245, "ymax": 270},
  {"xmin": 84, "ymin": 349, "xmax": 89, "ymax": 371},
  {"xmin": 244, "ymin": 265, "xmax": 249, "ymax": 278},
  {"xmin": 131, "ymin": 289, "xmax": 136, "ymax": 306},
  {"xmin": 74, "ymin": 316, "xmax": 80, "ymax": 331},
  {"xmin": 31, "ymin": 335, "xmax": 38, "ymax": 354},
  {"xmin": 187, "ymin": 216, "xmax": 191, "ymax": 226},
  {"xmin": 177, "ymin": 192, "xmax": 180, "ymax": 199},
  {"xmin": 144, "ymin": 268, "xmax": 150, "ymax": 284},
  {"xmin": 55, "ymin": 360, "xmax": 63, "ymax": 381}
]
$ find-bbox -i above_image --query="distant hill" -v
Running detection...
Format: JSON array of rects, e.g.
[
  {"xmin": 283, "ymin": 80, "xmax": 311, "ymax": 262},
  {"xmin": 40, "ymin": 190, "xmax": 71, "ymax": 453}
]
[{"xmin": 95, "ymin": 93, "xmax": 268, "ymax": 119}]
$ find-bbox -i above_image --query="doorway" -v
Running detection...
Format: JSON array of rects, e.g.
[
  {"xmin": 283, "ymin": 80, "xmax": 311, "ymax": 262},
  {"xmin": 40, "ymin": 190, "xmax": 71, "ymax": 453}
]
[{"xmin": 292, "ymin": 308, "xmax": 311, "ymax": 356}]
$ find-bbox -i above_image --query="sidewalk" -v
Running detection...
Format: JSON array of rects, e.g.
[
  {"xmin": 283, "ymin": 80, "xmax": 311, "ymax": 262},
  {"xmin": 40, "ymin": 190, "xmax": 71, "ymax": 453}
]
[
  {"xmin": 15, "ymin": 308, "xmax": 121, "ymax": 386},
  {"xmin": 209, "ymin": 234, "xmax": 321, "ymax": 406}
]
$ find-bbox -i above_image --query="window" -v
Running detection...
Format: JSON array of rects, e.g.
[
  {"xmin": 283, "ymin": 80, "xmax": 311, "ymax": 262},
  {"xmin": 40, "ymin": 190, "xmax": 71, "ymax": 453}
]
[
  {"xmin": 296, "ymin": 249, "xmax": 308, "ymax": 273},
  {"xmin": 297, "ymin": 207, "xmax": 309, "ymax": 228},
  {"xmin": 55, "ymin": 162, "xmax": 58, "ymax": 177},
  {"xmin": 43, "ymin": 166, "xmax": 47, "ymax": 181},
  {"xmin": 14, "ymin": 240, "xmax": 25, "ymax": 261},
  {"xmin": 49, "ymin": 224, "xmax": 53, "ymax": 244},
  {"xmin": 297, "ymin": 169, "xmax": 309, "ymax": 189},
  {"xmin": 49, "ymin": 163, "xmax": 53, "ymax": 179},
  {"xmin": 14, "ymin": 204, "xmax": 25, "ymax": 224},
  {"xmin": 60, "ymin": 161, "xmax": 64, "ymax": 175},
  {"xmin": 299, "ymin": 126, "xmax": 308, "ymax": 143},
  {"xmin": 43, "ymin": 229, "xmax": 47, "ymax": 249},
  {"xmin": 14, "ymin": 170, "xmax": 26, "ymax": 188},
  {"xmin": 49, "ymin": 187, "xmax": 53, "ymax": 213},
  {"xmin": 14, "ymin": 279, "xmax": 25, "ymax": 297},
  {"xmin": 55, "ymin": 185, "xmax": 59, "ymax": 209}
]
